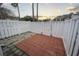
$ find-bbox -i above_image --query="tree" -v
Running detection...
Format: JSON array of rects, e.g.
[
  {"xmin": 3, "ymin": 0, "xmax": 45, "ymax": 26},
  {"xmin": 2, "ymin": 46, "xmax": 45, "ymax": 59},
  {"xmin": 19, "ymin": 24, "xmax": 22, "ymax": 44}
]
[
  {"xmin": 43, "ymin": 19, "xmax": 51, "ymax": 22},
  {"xmin": 32, "ymin": 3, "xmax": 34, "ymax": 21},
  {"xmin": 68, "ymin": 12, "xmax": 73, "ymax": 19},
  {"xmin": 76, "ymin": 12, "xmax": 79, "ymax": 15},
  {"xmin": 0, "ymin": 3, "xmax": 2, "ymax": 6},
  {"xmin": 21, "ymin": 16, "xmax": 33, "ymax": 21},
  {"xmin": 11, "ymin": 3, "xmax": 20, "ymax": 20},
  {"xmin": 0, "ymin": 3, "xmax": 13, "ymax": 19},
  {"xmin": 20, "ymin": 15, "xmax": 39, "ymax": 21},
  {"xmin": 32, "ymin": 3, "xmax": 39, "ymax": 21},
  {"xmin": 36, "ymin": 3, "xmax": 38, "ymax": 20}
]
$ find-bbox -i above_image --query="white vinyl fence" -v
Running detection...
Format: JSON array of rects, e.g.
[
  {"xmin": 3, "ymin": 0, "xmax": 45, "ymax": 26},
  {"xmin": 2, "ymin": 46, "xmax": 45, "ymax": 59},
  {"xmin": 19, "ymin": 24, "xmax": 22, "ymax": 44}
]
[
  {"xmin": 0, "ymin": 18, "xmax": 79, "ymax": 56},
  {"xmin": 0, "ymin": 20, "xmax": 30, "ymax": 39}
]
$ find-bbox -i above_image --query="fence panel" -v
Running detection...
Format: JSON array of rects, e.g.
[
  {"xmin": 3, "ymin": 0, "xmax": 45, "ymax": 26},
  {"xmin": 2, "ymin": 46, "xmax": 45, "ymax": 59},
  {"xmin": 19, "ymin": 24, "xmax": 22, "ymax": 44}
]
[
  {"xmin": 0, "ymin": 20, "xmax": 30, "ymax": 39},
  {"xmin": 0, "ymin": 19, "xmax": 79, "ymax": 56}
]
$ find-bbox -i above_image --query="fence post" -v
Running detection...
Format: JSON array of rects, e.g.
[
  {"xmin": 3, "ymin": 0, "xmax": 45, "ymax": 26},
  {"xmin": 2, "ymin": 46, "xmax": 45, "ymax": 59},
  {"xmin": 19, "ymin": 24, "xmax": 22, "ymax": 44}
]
[
  {"xmin": 0, "ymin": 46, "xmax": 3, "ymax": 56},
  {"xmin": 50, "ymin": 20, "xmax": 52, "ymax": 37}
]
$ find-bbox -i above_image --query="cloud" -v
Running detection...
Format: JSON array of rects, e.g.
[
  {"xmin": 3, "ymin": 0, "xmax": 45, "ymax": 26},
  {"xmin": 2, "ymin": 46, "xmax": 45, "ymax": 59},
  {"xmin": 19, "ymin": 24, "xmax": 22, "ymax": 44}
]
[
  {"xmin": 67, "ymin": 6, "xmax": 76, "ymax": 11},
  {"xmin": 66, "ymin": 4, "xmax": 79, "ymax": 13}
]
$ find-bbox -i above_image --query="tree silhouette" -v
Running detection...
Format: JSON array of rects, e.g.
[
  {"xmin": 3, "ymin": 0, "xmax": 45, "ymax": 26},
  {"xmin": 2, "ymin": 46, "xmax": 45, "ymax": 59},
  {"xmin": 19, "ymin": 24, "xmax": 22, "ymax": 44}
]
[
  {"xmin": 0, "ymin": 3, "xmax": 13, "ymax": 19},
  {"xmin": 11, "ymin": 3, "xmax": 20, "ymax": 20},
  {"xmin": 21, "ymin": 16, "xmax": 33, "ymax": 21}
]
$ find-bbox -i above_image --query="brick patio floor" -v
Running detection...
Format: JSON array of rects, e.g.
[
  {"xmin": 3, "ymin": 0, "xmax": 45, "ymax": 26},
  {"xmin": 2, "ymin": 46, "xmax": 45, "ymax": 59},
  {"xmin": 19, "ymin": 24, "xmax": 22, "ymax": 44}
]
[{"xmin": 16, "ymin": 34, "xmax": 66, "ymax": 56}]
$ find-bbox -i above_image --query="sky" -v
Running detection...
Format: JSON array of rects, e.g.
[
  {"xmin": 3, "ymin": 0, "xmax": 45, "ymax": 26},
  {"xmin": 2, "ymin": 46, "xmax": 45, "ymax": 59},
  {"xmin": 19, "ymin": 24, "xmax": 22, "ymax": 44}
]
[{"xmin": 1, "ymin": 3, "xmax": 79, "ymax": 18}]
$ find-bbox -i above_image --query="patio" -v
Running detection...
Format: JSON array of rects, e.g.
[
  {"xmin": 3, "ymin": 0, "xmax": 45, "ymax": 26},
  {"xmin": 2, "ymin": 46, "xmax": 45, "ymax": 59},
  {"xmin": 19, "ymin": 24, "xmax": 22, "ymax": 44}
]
[{"xmin": 16, "ymin": 33, "xmax": 66, "ymax": 56}]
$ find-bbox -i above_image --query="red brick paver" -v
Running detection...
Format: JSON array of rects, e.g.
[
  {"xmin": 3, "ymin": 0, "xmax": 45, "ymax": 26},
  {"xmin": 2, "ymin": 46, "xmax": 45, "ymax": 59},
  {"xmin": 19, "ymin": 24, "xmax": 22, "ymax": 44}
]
[{"xmin": 16, "ymin": 34, "xmax": 66, "ymax": 56}]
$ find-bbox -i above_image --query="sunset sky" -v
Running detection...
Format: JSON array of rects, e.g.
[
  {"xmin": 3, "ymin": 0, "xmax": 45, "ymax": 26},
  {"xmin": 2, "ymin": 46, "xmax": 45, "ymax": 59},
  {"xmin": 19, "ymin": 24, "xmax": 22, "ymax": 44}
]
[{"xmin": 2, "ymin": 3, "xmax": 79, "ymax": 19}]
